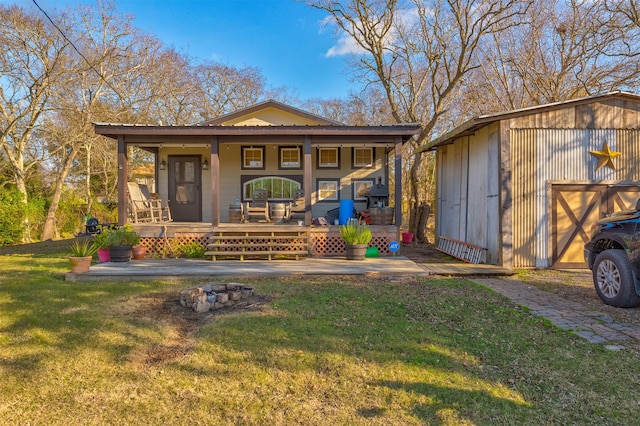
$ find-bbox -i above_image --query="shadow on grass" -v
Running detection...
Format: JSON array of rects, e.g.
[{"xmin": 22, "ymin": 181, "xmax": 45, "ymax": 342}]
[
  {"xmin": 0, "ymin": 255, "xmax": 172, "ymax": 378},
  {"xmin": 176, "ymin": 278, "xmax": 537, "ymax": 423}
]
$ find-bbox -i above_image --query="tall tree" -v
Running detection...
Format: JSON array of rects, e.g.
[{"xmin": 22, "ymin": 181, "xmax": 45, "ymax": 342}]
[
  {"xmin": 39, "ymin": 0, "xmax": 171, "ymax": 240},
  {"xmin": 0, "ymin": 4, "xmax": 72, "ymax": 241},
  {"xmin": 461, "ymin": 0, "xmax": 640, "ymax": 116},
  {"xmin": 309, "ymin": 0, "xmax": 531, "ymax": 241}
]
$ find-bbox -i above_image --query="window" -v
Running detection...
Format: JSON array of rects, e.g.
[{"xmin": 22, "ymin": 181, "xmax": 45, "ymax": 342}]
[
  {"xmin": 243, "ymin": 176, "xmax": 301, "ymax": 200},
  {"xmin": 352, "ymin": 179, "xmax": 374, "ymax": 201},
  {"xmin": 352, "ymin": 147, "xmax": 373, "ymax": 168},
  {"xmin": 317, "ymin": 147, "xmax": 339, "ymax": 168},
  {"xmin": 279, "ymin": 146, "xmax": 301, "ymax": 169},
  {"xmin": 317, "ymin": 179, "xmax": 339, "ymax": 201},
  {"xmin": 242, "ymin": 146, "xmax": 265, "ymax": 169}
]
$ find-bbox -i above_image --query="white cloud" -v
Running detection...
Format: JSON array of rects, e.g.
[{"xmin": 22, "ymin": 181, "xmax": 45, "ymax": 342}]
[{"xmin": 325, "ymin": 32, "xmax": 366, "ymax": 57}]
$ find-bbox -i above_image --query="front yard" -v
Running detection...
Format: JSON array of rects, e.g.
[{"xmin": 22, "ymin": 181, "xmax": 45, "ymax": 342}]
[{"xmin": 0, "ymin": 242, "xmax": 639, "ymax": 424}]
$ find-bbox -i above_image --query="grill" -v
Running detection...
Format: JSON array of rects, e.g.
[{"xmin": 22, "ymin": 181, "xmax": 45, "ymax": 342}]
[{"xmin": 366, "ymin": 177, "xmax": 389, "ymax": 208}]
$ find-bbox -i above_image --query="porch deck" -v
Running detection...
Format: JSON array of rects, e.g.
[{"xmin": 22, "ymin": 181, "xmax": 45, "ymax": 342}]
[{"xmin": 129, "ymin": 222, "xmax": 400, "ymax": 259}]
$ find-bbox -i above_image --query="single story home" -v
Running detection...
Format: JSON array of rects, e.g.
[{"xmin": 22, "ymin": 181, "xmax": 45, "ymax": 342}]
[{"xmin": 94, "ymin": 100, "xmax": 421, "ymax": 258}]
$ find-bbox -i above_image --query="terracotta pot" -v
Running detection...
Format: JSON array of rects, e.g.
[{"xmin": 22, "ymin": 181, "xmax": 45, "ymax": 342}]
[
  {"xmin": 345, "ymin": 244, "xmax": 368, "ymax": 260},
  {"xmin": 97, "ymin": 248, "xmax": 110, "ymax": 263},
  {"xmin": 132, "ymin": 245, "xmax": 147, "ymax": 260},
  {"xmin": 69, "ymin": 256, "xmax": 92, "ymax": 273}
]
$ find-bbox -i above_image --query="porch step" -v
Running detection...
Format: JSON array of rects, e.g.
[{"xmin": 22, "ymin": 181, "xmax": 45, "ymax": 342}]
[
  {"xmin": 436, "ymin": 236, "xmax": 487, "ymax": 264},
  {"xmin": 206, "ymin": 229, "xmax": 309, "ymax": 261}
]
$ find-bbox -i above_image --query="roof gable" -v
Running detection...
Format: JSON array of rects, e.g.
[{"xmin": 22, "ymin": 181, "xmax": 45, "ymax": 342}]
[
  {"xmin": 199, "ymin": 100, "xmax": 343, "ymax": 126},
  {"xmin": 425, "ymin": 91, "xmax": 640, "ymax": 150}
]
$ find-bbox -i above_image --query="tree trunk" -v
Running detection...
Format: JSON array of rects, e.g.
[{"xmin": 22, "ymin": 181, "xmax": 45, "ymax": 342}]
[
  {"xmin": 41, "ymin": 145, "xmax": 81, "ymax": 240},
  {"xmin": 416, "ymin": 202, "xmax": 431, "ymax": 243}
]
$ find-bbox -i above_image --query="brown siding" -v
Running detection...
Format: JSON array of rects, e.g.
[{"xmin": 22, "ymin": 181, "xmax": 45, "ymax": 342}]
[{"xmin": 510, "ymin": 99, "xmax": 640, "ymax": 130}]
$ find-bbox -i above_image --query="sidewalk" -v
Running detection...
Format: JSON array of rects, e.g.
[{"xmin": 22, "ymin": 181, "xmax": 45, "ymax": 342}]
[{"xmin": 472, "ymin": 277, "xmax": 640, "ymax": 345}]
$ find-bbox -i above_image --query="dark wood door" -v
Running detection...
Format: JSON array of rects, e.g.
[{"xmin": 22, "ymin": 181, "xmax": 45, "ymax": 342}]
[
  {"xmin": 552, "ymin": 184, "xmax": 640, "ymax": 268},
  {"xmin": 168, "ymin": 155, "xmax": 202, "ymax": 222}
]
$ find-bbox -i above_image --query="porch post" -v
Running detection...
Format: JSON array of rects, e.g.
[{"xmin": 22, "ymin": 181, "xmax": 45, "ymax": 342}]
[
  {"xmin": 211, "ymin": 136, "xmax": 219, "ymax": 227},
  {"xmin": 304, "ymin": 135, "xmax": 312, "ymax": 225},
  {"xmin": 394, "ymin": 135, "xmax": 403, "ymax": 227},
  {"xmin": 117, "ymin": 135, "xmax": 127, "ymax": 226}
]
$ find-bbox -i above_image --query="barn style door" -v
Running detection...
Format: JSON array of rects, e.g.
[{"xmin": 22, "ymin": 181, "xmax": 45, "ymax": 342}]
[{"xmin": 551, "ymin": 184, "xmax": 640, "ymax": 268}]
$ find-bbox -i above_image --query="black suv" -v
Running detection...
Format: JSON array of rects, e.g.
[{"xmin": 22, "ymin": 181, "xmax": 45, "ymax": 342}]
[{"xmin": 584, "ymin": 199, "xmax": 640, "ymax": 308}]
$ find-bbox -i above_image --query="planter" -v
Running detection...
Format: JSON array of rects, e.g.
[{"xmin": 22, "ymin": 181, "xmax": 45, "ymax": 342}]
[
  {"xmin": 132, "ymin": 245, "xmax": 147, "ymax": 260},
  {"xmin": 109, "ymin": 245, "xmax": 132, "ymax": 262},
  {"xmin": 369, "ymin": 207, "xmax": 394, "ymax": 225},
  {"xmin": 97, "ymin": 248, "xmax": 111, "ymax": 263},
  {"xmin": 69, "ymin": 256, "xmax": 92, "ymax": 273},
  {"xmin": 345, "ymin": 244, "xmax": 368, "ymax": 260},
  {"xmin": 402, "ymin": 232, "xmax": 414, "ymax": 244}
]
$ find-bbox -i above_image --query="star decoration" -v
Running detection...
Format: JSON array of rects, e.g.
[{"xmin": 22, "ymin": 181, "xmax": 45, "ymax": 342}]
[{"xmin": 589, "ymin": 140, "xmax": 621, "ymax": 171}]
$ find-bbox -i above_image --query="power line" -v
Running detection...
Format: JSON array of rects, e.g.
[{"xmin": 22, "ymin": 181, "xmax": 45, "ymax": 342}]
[{"xmin": 31, "ymin": 0, "xmax": 126, "ymax": 104}]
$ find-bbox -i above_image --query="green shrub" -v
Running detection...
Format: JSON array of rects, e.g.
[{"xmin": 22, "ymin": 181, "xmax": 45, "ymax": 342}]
[
  {"xmin": 0, "ymin": 188, "xmax": 26, "ymax": 245},
  {"xmin": 176, "ymin": 241, "xmax": 206, "ymax": 258},
  {"xmin": 105, "ymin": 225, "xmax": 140, "ymax": 247}
]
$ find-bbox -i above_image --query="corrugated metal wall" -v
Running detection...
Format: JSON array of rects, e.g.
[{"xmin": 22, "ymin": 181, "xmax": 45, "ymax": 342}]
[{"xmin": 511, "ymin": 128, "xmax": 639, "ymax": 267}]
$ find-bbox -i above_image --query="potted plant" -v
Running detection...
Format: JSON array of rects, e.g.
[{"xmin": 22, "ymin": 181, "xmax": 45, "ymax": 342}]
[
  {"xmin": 92, "ymin": 229, "xmax": 112, "ymax": 263},
  {"xmin": 106, "ymin": 225, "xmax": 140, "ymax": 262},
  {"xmin": 69, "ymin": 238, "xmax": 97, "ymax": 273},
  {"xmin": 132, "ymin": 244, "xmax": 147, "ymax": 260},
  {"xmin": 339, "ymin": 220, "xmax": 372, "ymax": 260}
]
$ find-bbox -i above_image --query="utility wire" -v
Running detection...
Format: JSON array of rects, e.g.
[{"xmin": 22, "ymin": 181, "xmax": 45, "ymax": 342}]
[{"xmin": 31, "ymin": 0, "xmax": 126, "ymax": 105}]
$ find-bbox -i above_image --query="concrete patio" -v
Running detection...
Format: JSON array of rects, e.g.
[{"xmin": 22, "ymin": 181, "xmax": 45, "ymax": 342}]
[{"xmin": 65, "ymin": 256, "xmax": 515, "ymax": 282}]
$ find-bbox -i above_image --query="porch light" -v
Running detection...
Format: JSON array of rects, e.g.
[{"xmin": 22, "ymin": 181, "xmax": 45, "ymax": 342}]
[
  {"xmin": 203, "ymin": 159, "xmax": 209, "ymax": 170},
  {"xmin": 159, "ymin": 159, "xmax": 166, "ymax": 170}
]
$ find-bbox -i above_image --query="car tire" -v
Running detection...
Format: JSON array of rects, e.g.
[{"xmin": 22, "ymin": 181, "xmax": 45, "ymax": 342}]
[{"xmin": 593, "ymin": 249, "xmax": 640, "ymax": 308}]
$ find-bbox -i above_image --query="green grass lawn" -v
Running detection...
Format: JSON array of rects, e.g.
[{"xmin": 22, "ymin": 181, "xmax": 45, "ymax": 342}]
[{"xmin": 0, "ymin": 244, "xmax": 639, "ymax": 425}]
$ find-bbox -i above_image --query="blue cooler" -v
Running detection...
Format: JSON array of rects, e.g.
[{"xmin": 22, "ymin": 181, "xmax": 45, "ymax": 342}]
[{"xmin": 339, "ymin": 200, "xmax": 354, "ymax": 225}]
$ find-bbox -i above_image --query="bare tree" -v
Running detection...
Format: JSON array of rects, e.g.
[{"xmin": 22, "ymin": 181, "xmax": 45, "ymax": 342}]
[
  {"xmin": 462, "ymin": 0, "xmax": 640, "ymax": 116},
  {"xmin": 303, "ymin": 86, "xmax": 393, "ymax": 124},
  {"xmin": 40, "ymin": 0, "xmax": 191, "ymax": 239},
  {"xmin": 0, "ymin": 4, "xmax": 73, "ymax": 241},
  {"xmin": 193, "ymin": 63, "xmax": 269, "ymax": 120},
  {"xmin": 310, "ymin": 0, "xmax": 531, "ymax": 241}
]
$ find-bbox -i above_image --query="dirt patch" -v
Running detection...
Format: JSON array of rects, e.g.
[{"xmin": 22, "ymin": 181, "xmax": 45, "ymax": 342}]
[
  {"xmin": 113, "ymin": 291, "xmax": 272, "ymax": 369},
  {"xmin": 400, "ymin": 241, "xmax": 454, "ymax": 263}
]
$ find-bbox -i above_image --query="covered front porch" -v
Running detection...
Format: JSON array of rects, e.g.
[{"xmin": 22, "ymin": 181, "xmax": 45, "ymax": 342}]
[{"xmin": 94, "ymin": 101, "xmax": 421, "ymax": 260}]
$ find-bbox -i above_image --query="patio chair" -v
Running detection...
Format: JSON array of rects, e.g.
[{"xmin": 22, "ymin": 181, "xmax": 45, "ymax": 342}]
[
  {"xmin": 245, "ymin": 189, "xmax": 271, "ymax": 222},
  {"xmin": 288, "ymin": 189, "xmax": 306, "ymax": 223},
  {"xmin": 127, "ymin": 182, "xmax": 171, "ymax": 223}
]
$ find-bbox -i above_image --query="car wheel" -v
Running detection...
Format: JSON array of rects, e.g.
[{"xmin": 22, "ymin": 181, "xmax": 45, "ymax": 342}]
[{"xmin": 593, "ymin": 249, "xmax": 640, "ymax": 308}]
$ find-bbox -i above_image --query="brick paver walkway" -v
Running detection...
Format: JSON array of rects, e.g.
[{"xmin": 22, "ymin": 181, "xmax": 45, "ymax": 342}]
[{"xmin": 472, "ymin": 278, "xmax": 640, "ymax": 344}]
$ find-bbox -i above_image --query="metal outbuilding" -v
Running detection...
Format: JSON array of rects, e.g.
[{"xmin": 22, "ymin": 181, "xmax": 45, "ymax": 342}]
[{"xmin": 423, "ymin": 91, "xmax": 640, "ymax": 269}]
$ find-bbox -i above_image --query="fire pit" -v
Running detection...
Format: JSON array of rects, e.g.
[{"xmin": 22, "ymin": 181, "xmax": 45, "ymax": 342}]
[{"xmin": 180, "ymin": 283, "xmax": 255, "ymax": 313}]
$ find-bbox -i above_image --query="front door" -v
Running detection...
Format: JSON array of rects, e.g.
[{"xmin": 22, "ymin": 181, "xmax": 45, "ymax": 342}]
[{"xmin": 168, "ymin": 155, "xmax": 202, "ymax": 222}]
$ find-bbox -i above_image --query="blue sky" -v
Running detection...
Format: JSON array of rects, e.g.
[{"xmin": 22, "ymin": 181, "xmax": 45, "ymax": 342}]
[{"xmin": 23, "ymin": 0, "xmax": 357, "ymax": 100}]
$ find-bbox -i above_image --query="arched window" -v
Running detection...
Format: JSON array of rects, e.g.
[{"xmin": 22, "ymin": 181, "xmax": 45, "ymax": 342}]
[{"xmin": 243, "ymin": 177, "xmax": 301, "ymax": 200}]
